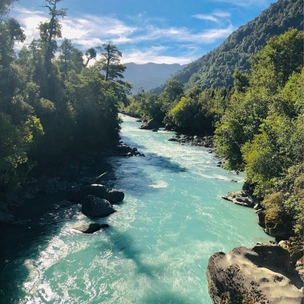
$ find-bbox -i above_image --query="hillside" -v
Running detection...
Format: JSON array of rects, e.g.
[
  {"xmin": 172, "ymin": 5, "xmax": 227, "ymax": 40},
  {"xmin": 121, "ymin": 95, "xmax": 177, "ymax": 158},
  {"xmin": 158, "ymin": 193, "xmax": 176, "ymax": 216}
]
[
  {"xmin": 160, "ymin": 0, "xmax": 302, "ymax": 91},
  {"xmin": 124, "ymin": 62, "xmax": 184, "ymax": 94}
]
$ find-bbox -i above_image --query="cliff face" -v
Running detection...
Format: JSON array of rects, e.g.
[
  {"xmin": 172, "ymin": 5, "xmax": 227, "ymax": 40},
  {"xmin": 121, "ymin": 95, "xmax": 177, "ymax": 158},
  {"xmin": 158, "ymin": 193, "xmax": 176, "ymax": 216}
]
[{"xmin": 206, "ymin": 244, "xmax": 304, "ymax": 304}]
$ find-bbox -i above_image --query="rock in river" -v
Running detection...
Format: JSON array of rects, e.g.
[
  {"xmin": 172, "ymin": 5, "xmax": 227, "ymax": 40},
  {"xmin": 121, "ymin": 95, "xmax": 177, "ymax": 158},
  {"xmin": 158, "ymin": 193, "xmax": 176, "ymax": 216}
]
[
  {"xmin": 140, "ymin": 118, "xmax": 160, "ymax": 130},
  {"xmin": 222, "ymin": 190, "xmax": 256, "ymax": 207},
  {"xmin": 82, "ymin": 195, "xmax": 116, "ymax": 218},
  {"xmin": 73, "ymin": 223, "xmax": 109, "ymax": 233},
  {"xmin": 104, "ymin": 189, "xmax": 125, "ymax": 204}
]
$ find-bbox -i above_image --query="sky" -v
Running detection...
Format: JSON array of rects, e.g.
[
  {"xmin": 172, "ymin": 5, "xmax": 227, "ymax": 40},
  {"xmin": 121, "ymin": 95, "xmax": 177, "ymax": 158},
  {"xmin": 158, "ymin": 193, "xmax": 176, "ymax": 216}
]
[{"xmin": 10, "ymin": 0, "xmax": 275, "ymax": 64}]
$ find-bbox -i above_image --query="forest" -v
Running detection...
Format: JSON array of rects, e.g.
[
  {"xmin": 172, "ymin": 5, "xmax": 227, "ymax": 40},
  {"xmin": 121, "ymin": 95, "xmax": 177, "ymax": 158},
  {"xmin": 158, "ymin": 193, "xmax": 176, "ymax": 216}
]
[{"xmin": 0, "ymin": 0, "xmax": 130, "ymax": 193}]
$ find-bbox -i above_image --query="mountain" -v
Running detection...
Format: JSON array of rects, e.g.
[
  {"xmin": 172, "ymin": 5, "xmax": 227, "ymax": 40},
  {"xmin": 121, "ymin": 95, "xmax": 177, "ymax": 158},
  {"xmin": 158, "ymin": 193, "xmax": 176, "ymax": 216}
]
[
  {"xmin": 123, "ymin": 62, "xmax": 184, "ymax": 94},
  {"xmin": 156, "ymin": 0, "xmax": 302, "ymax": 92}
]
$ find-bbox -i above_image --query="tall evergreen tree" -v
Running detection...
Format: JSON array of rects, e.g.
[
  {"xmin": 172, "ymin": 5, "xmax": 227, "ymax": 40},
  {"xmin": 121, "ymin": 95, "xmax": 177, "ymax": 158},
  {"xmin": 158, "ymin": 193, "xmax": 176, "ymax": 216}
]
[{"xmin": 97, "ymin": 44, "xmax": 126, "ymax": 81}]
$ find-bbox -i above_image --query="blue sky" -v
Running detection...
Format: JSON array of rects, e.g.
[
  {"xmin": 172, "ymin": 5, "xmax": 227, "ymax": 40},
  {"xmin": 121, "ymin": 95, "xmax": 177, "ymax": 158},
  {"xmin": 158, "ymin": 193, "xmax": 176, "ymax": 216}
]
[{"xmin": 11, "ymin": 0, "xmax": 274, "ymax": 64}]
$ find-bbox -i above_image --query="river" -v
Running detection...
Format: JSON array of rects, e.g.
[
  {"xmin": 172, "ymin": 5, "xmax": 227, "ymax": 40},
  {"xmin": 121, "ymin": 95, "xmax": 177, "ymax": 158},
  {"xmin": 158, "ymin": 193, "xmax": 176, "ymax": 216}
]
[{"xmin": 0, "ymin": 114, "xmax": 273, "ymax": 303}]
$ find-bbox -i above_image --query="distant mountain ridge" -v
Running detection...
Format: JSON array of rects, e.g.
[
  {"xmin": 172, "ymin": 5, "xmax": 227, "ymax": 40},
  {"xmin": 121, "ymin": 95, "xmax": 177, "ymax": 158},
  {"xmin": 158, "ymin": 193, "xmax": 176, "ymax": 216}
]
[
  {"xmin": 124, "ymin": 62, "xmax": 184, "ymax": 94},
  {"xmin": 152, "ymin": 0, "xmax": 302, "ymax": 92}
]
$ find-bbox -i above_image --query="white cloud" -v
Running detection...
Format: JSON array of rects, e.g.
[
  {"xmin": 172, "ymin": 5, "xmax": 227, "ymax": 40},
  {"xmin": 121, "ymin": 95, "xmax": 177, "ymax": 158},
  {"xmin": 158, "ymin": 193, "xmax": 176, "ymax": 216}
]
[
  {"xmin": 192, "ymin": 10, "xmax": 231, "ymax": 24},
  {"xmin": 11, "ymin": 6, "xmax": 137, "ymax": 47},
  {"xmin": 11, "ymin": 7, "xmax": 48, "ymax": 44},
  {"xmin": 121, "ymin": 47, "xmax": 196, "ymax": 65},
  {"xmin": 192, "ymin": 14, "xmax": 220, "ymax": 23},
  {"xmin": 212, "ymin": 0, "xmax": 270, "ymax": 7},
  {"xmin": 10, "ymin": 5, "xmax": 234, "ymax": 64},
  {"xmin": 132, "ymin": 23, "xmax": 233, "ymax": 44},
  {"xmin": 213, "ymin": 10, "xmax": 231, "ymax": 18}
]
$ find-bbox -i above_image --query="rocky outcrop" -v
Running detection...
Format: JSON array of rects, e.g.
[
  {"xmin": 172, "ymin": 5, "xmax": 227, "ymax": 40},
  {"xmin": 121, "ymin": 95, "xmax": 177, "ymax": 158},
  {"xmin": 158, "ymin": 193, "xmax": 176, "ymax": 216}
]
[
  {"xmin": 222, "ymin": 190, "xmax": 257, "ymax": 207},
  {"xmin": 140, "ymin": 118, "xmax": 160, "ymax": 130},
  {"xmin": 81, "ymin": 195, "xmax": 116, "ymax": 218},
  {"xmin": 206, "ymin": 243, "xmax": 304, "ymax": 304},
  {"xmin": 73, "ymin": 223, "xmax": 109, "ymax": 233}
]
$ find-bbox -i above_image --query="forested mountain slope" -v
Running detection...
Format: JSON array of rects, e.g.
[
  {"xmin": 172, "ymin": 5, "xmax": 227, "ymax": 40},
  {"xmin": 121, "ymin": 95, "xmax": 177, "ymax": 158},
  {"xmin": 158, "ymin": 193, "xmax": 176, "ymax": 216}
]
[{"xmin": 168, "ymin": 0, "xmax": 302, "ymax": 91}]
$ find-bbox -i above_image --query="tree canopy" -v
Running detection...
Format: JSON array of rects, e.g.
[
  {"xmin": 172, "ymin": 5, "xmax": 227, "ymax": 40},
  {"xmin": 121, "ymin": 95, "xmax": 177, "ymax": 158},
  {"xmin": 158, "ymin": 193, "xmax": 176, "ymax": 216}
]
[{"xmin": 0, "ymin": 0, "xmax": 128, "ymax": 191}]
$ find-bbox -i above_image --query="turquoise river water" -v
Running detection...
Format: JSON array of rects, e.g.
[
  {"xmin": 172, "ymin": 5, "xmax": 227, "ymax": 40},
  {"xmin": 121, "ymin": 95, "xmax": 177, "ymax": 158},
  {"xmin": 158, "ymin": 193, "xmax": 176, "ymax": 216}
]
[{"xmin": 0, "ymin": 114, "xmax": 273, "ymax": 303}]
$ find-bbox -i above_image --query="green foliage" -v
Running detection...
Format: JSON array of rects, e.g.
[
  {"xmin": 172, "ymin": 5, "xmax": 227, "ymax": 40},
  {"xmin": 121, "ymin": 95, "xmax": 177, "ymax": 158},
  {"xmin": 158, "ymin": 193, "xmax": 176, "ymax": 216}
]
[
  {"xmin": 58, "ymin": 38, "xmax": 83, "ymax": 77},
  {"xmin": 0, "ymin": 0, "xmax": 126, "ymax": 188},
  {"xmin": 250, "ymin": 29, "xmax": 304, "ymax": 94},
  {"xmin": 214, "ymin": 29, "xmax": 303, "ymax": 236},
  {"xmin": 233, "ymin": 69, "xmax": 249, "ymax": 93},
  {"xmin": 167, "ymin": 94, "xmax": 214, "ymax": 135},
  {"xmin": 123, "ymin": 80, "xmax": 185, "ymax": 124},
  {"xmin": 0, "ymin": 0, "xmax": 16, "ymax": 17},
  {"xmin": 0, "ymin": 111, "xmax": 43, "ymax": 189}
]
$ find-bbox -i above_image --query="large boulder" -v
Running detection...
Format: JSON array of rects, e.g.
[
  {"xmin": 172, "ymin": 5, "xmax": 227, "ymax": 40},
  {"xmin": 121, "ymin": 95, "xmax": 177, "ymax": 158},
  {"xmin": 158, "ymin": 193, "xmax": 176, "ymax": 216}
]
[
  {"xmin": 206, "ymin": 243, "xmax": 304, "ymax": 304},
  {"xmin": 140, "ymin": 118, "xmax": 160, "ymax": 130},
  {"xmin": 104, "ymin": 189, "xmax": 125, "ymax": 204},
  {"xmin": 82, "ymin": 195, "xmax": 116, "ymax": 217}
]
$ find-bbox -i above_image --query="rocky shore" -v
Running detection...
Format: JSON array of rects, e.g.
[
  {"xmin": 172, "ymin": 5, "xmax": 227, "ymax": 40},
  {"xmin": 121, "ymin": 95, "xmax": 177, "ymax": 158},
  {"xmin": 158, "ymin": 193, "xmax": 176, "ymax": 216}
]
[
  {"xmin": 213, "ymin": 183, "xmax": 304, "ymax": 303},
  {"xmin": 168, "ymin": 134, "xmax": 214, "ymax": 148}
]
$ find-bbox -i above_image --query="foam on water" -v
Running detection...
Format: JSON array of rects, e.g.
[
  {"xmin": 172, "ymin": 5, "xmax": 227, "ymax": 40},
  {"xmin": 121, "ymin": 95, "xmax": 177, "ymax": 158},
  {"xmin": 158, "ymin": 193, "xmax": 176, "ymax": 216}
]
[{"xmin": 1, "ymin": 114, "xmax": 274, "ymax": 304}]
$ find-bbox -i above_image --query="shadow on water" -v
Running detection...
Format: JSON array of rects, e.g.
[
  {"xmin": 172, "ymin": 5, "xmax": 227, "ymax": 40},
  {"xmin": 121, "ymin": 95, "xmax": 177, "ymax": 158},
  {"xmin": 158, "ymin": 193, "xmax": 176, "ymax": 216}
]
[
  {"xmin": 0, "ymin": 192, "xmax": 82, "ymax": 303},
  {"xmin": 120, "ymin": 126, "xmax": 187, "ymax": 174},
  {"xmin": 144, "ymin": 152, "xmax": 187, "ymax": 173},
  {"xmin": 111, "ymin": 150, "xmax": 187, "ymax": 197},
  {"xmin": 103, "ymin": 226, "xmax": 194, "ymax": 304},
  {"xmin": 0, "ymin": 157, "xmax": 113, "ymax": 298}
]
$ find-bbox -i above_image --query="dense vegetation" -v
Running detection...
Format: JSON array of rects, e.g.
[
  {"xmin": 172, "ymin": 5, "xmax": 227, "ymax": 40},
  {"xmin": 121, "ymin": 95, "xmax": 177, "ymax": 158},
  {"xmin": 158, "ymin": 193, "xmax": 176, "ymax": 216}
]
[
  {"xmin": 215, "ymin": 29, "xmax": 304, "ymax": 237},
  {"xmin": 0, "ymin": 0, "xmax": 130, "ymax": 193},
  {"xmin": 123, "ymin": 26, "xmax": 303, "ymax": 238},
  {"xmin": 151, "ymin": 0, "xmax": 303, "ymax": 93}
]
